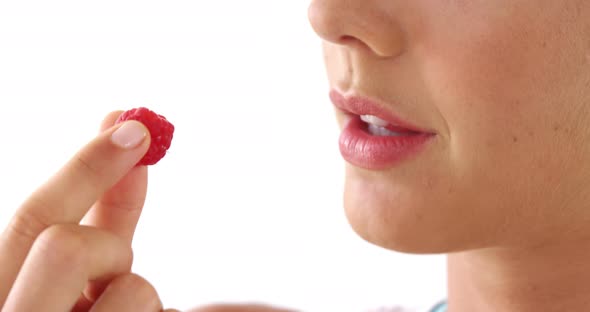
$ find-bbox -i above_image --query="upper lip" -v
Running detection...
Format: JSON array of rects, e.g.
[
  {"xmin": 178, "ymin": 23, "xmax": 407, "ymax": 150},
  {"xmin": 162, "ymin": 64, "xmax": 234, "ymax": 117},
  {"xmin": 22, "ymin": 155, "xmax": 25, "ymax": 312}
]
[{"xmin": 329, "ymin": 90, "xmax": 432, "ymax": 133}]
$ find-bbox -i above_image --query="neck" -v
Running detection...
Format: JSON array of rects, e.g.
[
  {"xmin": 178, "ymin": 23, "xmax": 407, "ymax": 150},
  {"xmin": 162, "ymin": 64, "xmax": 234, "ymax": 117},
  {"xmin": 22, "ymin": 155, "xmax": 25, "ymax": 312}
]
[{"xmin": 447, "ymin": 241, "xmax": 590, "ymax": 312}]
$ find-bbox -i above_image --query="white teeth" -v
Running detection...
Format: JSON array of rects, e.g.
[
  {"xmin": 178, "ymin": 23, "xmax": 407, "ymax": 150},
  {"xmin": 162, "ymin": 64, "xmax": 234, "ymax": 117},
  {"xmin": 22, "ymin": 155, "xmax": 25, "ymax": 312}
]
[
  {"xmin": 361, "ymin": 114, "xmax": 405, "ymax": 136},
  {"xmin": 360, "ymin": 115, "xmax": 389, "ymax": 127},
  {"xmin": 367, "ymin": 124, "xmax": 403, "ymax": 136}
]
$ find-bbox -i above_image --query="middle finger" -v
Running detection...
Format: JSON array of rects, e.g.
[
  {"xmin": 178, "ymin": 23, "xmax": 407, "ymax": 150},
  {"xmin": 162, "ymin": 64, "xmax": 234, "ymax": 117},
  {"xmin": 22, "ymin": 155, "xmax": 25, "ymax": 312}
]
[
  {"xmin": 83, "ymin": 110, "xmax": 148, "ymax": 245},
  {"xmin": 0, "ymin": 119, "xmax": 149, "ymax": 306},
  {"xmin": 2, "ymin": 224, "xmax": 132, "ymax": 312}
]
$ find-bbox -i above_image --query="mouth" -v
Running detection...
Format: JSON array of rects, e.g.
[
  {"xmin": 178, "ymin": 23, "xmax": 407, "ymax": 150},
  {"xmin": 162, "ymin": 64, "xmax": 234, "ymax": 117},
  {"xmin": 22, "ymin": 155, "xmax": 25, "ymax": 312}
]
[
  {"xmin": 329, "ymin": 90, "xmax": 435, "ymax": 170},
  {"xmin": 359, "ymin": 114, "xmax": 422, "ymax": 136}
]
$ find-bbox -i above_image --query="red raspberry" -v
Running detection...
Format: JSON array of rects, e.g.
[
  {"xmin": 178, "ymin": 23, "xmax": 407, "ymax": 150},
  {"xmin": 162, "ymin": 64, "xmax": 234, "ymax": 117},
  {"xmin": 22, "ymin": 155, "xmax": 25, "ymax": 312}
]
[{"xmin": 115, "ymin": 107, "xmax": 175, "ymax": 166}]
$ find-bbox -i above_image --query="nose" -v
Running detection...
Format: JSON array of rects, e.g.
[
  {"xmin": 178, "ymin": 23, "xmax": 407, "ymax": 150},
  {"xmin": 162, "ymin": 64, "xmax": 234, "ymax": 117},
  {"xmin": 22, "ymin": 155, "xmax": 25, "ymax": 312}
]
[{"xmin": 308, "ymin": 0, "xmax": 405, "ymax": 58}]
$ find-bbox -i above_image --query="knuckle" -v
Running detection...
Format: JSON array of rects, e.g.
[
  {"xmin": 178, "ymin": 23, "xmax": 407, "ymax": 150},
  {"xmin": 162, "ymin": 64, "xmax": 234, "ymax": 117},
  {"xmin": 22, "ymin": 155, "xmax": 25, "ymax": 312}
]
[
  {"xmin": 7, "ymin": 202, "xmax": 52, "ymax": 243},
  {"xmin": 115, "ymin": 241, "xmax": 134, "ymax": 272},
  {"xmin": 116, "ymin": 274, "xmax": 162, "ymax": 308},
  {"xmin": 99, "ymin": 197, "xmax": 142, "ymax": 213},
  {"xmin": 35, "ymin": 225, "xmax": 87, "ymax": 271},
  {"xmin": 128, "ymin": 247, "xmax": 134, "ymax": 267},
  {"xmin": 72, "ymin": 151, "xmax": 103, "ymax": 190}
]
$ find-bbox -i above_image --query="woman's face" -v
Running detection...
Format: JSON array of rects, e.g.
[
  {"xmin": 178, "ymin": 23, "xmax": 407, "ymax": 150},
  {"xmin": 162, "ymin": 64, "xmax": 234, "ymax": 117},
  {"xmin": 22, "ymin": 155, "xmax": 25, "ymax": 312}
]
[{"xmin": 308, "ymin": 1, "xmax": 590, "ymax": 253}]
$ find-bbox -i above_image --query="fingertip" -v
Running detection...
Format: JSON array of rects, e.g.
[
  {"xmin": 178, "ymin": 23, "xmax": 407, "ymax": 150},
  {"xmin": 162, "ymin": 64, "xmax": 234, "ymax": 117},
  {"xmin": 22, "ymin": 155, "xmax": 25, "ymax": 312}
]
[{"xmin": 100, "ymin": 110, "xmax": 125, "ymax": 132}]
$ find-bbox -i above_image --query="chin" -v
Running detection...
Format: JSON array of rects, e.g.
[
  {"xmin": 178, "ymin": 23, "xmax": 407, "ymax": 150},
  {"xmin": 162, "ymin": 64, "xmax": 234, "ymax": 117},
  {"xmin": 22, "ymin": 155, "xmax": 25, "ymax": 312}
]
[{"xmin": 342, "ymin": 165, "xmax": 486, "ymax": 254}]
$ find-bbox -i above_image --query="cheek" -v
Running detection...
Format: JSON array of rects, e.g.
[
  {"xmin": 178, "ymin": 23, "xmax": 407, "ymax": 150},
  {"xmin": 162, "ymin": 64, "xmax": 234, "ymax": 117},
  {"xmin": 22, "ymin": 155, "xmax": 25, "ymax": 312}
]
[
  {"xmin": 417, "ymin": 4, "xmax": 590, "ymax": 240},
  {"xmin": 419, "ymin": 2, "xmax": 584, "ymax": 138}
]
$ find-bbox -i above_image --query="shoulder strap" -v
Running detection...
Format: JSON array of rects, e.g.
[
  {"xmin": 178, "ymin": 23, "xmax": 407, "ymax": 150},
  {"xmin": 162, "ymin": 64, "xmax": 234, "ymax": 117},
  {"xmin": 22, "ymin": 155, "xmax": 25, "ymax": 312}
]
[{"xmin": 429, "ymin": 300, "xmax": 447, "ymax": 312}]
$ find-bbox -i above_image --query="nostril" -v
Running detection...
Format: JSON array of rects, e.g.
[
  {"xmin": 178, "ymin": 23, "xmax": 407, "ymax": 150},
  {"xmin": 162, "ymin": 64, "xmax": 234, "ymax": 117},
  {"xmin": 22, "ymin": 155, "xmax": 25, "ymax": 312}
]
[
  {"xmin": 339, "ymin": 35, "xmax": 372, "ymax": 53},
  {"xmin": 339, "ymin": 35, "xmax": 357, "ymax": 44}
]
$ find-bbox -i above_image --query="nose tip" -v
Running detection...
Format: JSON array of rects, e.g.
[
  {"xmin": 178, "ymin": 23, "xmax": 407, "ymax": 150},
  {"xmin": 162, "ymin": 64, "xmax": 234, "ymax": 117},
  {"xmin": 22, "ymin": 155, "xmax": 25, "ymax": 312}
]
[
  {"xmin": 307, "ymin": 0, "xmax": 405, "ymax": 58},
  {"xmin": 307, "ymin": 1, "xmax": 341, "ymax": 44}
]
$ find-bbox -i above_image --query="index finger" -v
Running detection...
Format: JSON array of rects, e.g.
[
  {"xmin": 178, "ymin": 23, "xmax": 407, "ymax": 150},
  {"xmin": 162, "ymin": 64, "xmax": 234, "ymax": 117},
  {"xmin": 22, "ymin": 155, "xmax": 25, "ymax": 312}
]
[
  {"xmin": 81, "ymin": 110, "xmax": 148, "ymax": 245},
  {"xmin": 0, "ymin": 115, "xmax": 150, "ymax": 306}
]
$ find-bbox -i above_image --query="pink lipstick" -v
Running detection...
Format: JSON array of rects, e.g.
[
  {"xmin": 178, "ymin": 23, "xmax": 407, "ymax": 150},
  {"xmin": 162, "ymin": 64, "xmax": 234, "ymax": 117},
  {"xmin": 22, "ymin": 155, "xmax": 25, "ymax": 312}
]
[{"xmin": 330, "ymin": 90, "xmax": 435, "ymax": 170}]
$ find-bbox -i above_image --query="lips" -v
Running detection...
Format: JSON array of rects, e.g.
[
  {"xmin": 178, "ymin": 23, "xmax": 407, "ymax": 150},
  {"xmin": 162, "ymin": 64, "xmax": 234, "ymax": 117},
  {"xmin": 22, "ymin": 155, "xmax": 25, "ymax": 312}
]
[{"xmin": 329, "ymin": 90, "xmax": 435, "ymax": 170}]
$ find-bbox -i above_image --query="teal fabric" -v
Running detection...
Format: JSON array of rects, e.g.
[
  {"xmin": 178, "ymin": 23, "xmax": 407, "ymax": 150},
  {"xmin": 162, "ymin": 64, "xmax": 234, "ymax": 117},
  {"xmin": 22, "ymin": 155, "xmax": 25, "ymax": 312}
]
[{"xmin": 430, "ymin": 301, "xmax": 447, "ymax": 312}]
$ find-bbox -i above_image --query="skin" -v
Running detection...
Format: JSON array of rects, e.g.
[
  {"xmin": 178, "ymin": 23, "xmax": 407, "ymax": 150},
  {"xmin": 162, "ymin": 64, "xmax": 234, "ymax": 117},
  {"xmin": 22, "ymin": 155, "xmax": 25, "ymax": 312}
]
[
  {"xmin": 0, "ymin": 112, "xmax": 179, "ymax": 311},
  {"xmin": 0, "ymin": 110, "xmax": 294, "ymax": 311},
  {"xmin": 3, "ymin": 1, "xmax": 590, "ymax": 311},
  {"xmin": 308, "ymin": 0, "xmax": 590, "ymax": 311}
]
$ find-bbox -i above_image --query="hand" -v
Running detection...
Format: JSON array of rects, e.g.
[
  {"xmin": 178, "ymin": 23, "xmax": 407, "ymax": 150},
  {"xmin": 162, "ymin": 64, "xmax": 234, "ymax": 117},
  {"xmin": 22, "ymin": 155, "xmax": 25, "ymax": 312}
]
[
  {"xmin": 188, "ymin": 303, "xmax": 296, "ymax": 312},
  {"xmin": 0, "ymin": 111, "xmax": 177, "ymax": 312}
]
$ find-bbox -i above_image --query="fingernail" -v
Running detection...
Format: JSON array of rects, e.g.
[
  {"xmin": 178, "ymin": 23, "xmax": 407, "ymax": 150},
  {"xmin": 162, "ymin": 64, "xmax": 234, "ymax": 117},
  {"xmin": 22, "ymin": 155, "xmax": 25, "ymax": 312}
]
[{"xmin": 111, "ymin": 121, "xmax": 148, "ymax": 149}]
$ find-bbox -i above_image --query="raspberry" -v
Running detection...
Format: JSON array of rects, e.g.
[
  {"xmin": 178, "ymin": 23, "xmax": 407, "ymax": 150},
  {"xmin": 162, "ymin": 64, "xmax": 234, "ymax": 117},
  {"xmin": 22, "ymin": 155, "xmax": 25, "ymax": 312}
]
[{"xmin": 115, "ymin": 107, "xmax": 175, "ymax": 166}]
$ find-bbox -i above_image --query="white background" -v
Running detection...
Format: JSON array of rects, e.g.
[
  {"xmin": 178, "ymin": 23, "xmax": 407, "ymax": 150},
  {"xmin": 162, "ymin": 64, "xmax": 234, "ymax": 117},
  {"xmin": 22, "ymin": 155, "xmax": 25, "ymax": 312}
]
[{"xmin": 0, "ymin": 1, "xmax": 446, "ymax": 311}]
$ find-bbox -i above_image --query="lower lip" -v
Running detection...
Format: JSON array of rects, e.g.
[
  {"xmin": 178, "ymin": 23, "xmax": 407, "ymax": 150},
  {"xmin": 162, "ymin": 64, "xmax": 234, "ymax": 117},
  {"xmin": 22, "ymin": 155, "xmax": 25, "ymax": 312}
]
[{"xmin": 339, "ymin": 115, "xmax": 434, "ymax": 170}]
